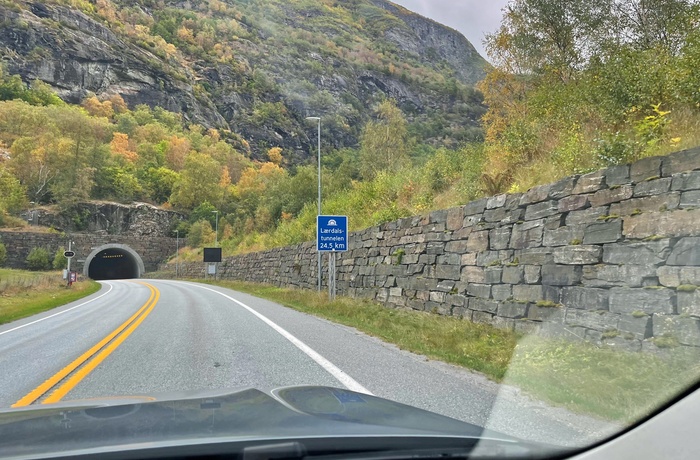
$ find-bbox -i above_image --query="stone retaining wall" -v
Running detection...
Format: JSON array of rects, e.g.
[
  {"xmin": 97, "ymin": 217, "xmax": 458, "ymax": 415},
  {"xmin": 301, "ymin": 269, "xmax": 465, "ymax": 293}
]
[
  {"xmin": 134, "ymin": 149, "xmax": 700, "ymax": 352},
  {"xmin": 0, "ymin": 232, "xmax": 175, "ymax": 273}
]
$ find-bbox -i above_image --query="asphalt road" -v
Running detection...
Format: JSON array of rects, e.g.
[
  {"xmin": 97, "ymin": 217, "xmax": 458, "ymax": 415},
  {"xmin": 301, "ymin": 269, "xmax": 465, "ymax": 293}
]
[{"xmin": 0, "ymin": 280, "xmax": 616, "ymax": 446}]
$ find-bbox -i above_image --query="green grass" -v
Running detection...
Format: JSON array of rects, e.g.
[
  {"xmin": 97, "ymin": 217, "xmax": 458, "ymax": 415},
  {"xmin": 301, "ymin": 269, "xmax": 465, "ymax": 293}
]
[
  {"xmin": 201, "ymin": 279, "xmax": 700, "ymax": 423},
  {"xmin": 0, "ymin": 269, "xmax": 101, "ymax": 325},
  {"xmin": 503, "ymin": 337, "xmax": 700, "ymax": 422}
]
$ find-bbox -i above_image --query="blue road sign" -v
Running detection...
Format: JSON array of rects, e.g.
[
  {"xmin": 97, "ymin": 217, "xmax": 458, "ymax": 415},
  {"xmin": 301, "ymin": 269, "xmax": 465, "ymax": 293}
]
[{"xmin": 317, "ymin": 215, "xmax": 348, "ymax": 252}]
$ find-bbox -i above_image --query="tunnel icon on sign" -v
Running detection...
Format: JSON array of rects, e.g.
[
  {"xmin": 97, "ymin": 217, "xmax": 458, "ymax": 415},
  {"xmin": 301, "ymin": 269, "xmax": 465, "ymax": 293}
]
[{"xmin": 328, "ymin": 219, "xmax": 338, "ymax": 226}]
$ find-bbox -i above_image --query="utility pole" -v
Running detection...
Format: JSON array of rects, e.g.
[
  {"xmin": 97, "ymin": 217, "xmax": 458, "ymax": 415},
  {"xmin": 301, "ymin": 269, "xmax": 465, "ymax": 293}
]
[{"xmin": 306, "ymin": 116, "xmax": 322, "ymax": 292}]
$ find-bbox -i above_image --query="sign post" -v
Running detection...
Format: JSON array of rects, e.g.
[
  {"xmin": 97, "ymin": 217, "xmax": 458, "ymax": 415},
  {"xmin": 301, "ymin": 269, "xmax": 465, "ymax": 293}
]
[
  {"xmin": 64, "ymin": 241, "xmax": 75, "ymax": 287},
  {"xmin": 317, "ymin": 215, "xmax": 348, "ymax": 300},
  {"xmin": 203, "ymin": 247, "xmax": 222, "ymax": 280}
]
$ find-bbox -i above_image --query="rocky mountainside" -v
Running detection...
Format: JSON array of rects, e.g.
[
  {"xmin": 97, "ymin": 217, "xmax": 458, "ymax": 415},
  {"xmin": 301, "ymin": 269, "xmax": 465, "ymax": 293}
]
[
  {"xmin": 22, "ymin": 201, "xmax": 184, "ymax": 236},
  {"xmin": 0, "ymin": 0, "xmax": 488, "ymax": 161}
]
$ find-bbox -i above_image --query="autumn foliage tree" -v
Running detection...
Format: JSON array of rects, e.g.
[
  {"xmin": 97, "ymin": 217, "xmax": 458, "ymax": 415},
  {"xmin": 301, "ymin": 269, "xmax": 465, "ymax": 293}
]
[{"xmin": 359, "ymin": 99, "xmax": 412, "ymax": 180}]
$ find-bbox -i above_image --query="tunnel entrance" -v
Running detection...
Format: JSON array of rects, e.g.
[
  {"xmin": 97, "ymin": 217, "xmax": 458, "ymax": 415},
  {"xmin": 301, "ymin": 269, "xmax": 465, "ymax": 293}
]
[{"xmin": 84, "ymin": 244, "xmax": 145, "ymax": 280}]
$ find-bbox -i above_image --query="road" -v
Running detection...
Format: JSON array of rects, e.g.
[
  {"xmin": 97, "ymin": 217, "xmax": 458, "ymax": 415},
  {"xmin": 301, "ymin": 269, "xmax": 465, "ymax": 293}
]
[{"xmin": 0, "ymin": 280, "xmax": 615, "ymax": 446}]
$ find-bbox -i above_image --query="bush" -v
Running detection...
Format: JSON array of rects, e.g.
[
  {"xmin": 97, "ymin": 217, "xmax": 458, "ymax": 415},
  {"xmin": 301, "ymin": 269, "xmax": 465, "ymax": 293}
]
[
  {"xmin": 0, "ymin": 242, "xmax": 6, "ymax": 266},
  {"xmin": 26, "ymin": 247, "xmax": 51, "ymax": 271},
  {"xmin": 52, "ymin": 247, "xmax": 67, "ymax": 270}
]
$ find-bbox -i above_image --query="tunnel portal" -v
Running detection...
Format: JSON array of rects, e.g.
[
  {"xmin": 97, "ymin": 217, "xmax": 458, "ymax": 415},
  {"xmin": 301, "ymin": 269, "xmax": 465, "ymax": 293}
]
[{"xmin": 84, "ymin": 244, "xmax": 145, "ymax": 280}]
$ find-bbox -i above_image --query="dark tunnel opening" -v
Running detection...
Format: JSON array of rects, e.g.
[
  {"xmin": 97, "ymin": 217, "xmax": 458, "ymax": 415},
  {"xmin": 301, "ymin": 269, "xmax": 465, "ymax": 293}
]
[{"xmin": 88, "ymin": 248, "xmax": 140, "ymax": 280}]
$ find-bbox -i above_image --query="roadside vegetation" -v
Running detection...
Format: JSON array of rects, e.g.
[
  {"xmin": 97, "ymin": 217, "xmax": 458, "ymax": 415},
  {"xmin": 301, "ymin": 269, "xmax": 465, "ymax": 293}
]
[
  {"xmin": 506, "ymin": 337, "xmax": 700, "ymax": 422},
  {"xmin": 203, "ymin": 279, "xmax": 700, "ymax": 423},
  {"xmin": 1, "ymin": 1, "xmax": 697, "ymax": 261},
  {"xmin": 0, "ymin": 269, "xmax": 101, "ymax": 325},
  {"xmin": 479, "ymin": 0, "xmax": 700, "ymax": 193}
]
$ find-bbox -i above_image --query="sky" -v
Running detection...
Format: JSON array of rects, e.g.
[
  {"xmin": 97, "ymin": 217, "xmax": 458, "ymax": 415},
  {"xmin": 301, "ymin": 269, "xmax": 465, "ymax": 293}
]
[{"xmin": 389, "ymin": 0, "xmax": 509, "ymax": 60}]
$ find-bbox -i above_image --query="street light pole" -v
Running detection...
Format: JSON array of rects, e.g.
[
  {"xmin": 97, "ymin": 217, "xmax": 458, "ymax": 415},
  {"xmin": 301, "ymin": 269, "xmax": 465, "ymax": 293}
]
[
  {"xmin": 212, "ymin": 210, "xmax": 219, "ymax": 247},
  {"xmin": 306, "ymin": 116, "xmax": 322, "ymax": 292},
  {"xmin": 175, "ymin": 229, "xmax": 179, "ymax": 278}
]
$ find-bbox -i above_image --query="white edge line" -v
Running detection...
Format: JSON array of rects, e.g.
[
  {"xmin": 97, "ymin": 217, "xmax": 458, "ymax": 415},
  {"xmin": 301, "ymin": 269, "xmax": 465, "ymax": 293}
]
[
  {"xmin": 176, "ymin": 281, "xmax": 373, "ymax": 396},
  {"xmin": 0, "ymin": 282, "xmax": 114, "ymax": 337}
]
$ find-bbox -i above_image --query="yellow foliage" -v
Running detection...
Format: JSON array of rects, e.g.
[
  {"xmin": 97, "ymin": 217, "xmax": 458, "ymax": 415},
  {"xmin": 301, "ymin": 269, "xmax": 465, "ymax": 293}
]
[
  {"xmin": 108, "ymin": 95, "xmax": 128, "ymax": 114},
  {"xmin": 96, "ymin": 0, "xmax": 118, "ymax": 23},
  {"xmin": 219, "ymin": 167, "xmax": 231, "ymax": 187},
  {"xmin": 110, "ymin": 132, "xmax": 137, "ymax": 162},
  {"xmin": 267, "ymin": 147, "xmax": 283, "ymax": 165},
  {"xmin": 206, "ymin": 128, "xmax": 220, "ymax": 143},
  {"xmin": 81, "ymin": 96, "xmax": 114, "ymax": 119},
  {"xmin": 177, "ymin": 26, "xmax": 195, "ymax": 43},
  {"xmin": 477, "ymin": 69, "xmax": 528, "ymax": 144},
  {"xmin": 165, "ymin": 135, "xmax": 191, "ymax": 171}
]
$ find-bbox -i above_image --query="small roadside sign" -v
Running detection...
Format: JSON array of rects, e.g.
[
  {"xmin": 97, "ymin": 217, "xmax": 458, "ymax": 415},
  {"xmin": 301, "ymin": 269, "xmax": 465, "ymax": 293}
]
[
  {"xmin": 64, "ymin": 251, "xmax": 75, "ymax": 258},
  {"xmin": 317, "ymin": 215, "xmax": 348, "ymax": 252}
]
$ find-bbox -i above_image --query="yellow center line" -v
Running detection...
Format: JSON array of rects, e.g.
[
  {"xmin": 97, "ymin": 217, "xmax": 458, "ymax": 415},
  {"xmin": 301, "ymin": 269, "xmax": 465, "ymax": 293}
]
[
  {"xmin": 43, "ymin": 285, "xmax": 160, "ymax": 404},
  {"xmin": 12, "ymin": 283, "xmax": 159, "ymax": 408}
]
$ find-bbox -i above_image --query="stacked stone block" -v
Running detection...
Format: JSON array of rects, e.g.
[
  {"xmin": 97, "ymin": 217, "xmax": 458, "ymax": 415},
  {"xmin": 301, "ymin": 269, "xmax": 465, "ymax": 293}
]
[
  {"xmin": 0, "ymin": 232, "xmax": 175, "ymax": 273},
  {"xmin": 168, "ymin": 148, "xmax": 700, "ymax": 353}
]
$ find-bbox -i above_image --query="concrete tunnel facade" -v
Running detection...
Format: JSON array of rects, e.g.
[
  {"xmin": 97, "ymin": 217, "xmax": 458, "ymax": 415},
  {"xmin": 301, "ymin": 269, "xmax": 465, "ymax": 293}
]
[{"xmin": 83, "ymin": 244, "xmax": 146, "ymax": 280}]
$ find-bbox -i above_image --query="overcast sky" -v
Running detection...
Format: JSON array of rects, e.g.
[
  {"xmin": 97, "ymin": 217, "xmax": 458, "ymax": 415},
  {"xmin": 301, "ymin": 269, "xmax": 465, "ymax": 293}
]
[{"xmin": 389, "ymin": 0, "xmax": 509, "ymax": 60}]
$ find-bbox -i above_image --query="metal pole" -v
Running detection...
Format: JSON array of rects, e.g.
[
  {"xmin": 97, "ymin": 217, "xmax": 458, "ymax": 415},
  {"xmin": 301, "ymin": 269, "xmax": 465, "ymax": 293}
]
[
  {"xmin": 329, "ymin": 252, "xmax": 333, "ymax": 300},
  {"xmin": 66, "ymin": 239, "xmax": 74, "ymax": 287},
  {"xmin": 212, "ymin": 211, "xmax": 219, "ymax": 247},
  {"xmin": 66, "ymin": 240, "xmax": 72, "ymax": 273},
  {"xmin": 306, "ymin": 116, "xmax": 322, "ymax": 292},
  {"xmin": 213, "ymin": 211, "xmax": 219, "ymax": 280},
  {"xmin": 175, "ymin": 230, "xmax": 179, "ymax": 278},
  {"xmin": 328, "ymin": 251, "xmax": 336, "ymax": 300},
  {"xmin": 317, "ymin": 118, "xmax": 322, "ymax": 292}
]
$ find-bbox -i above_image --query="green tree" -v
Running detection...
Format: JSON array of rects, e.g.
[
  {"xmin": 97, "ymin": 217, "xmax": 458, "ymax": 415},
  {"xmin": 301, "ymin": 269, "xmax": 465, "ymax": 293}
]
[
  {"xmin": 95, "ymin": 166, "xmax": 142, "ymax": 202},
  {"xmin": 613, "ymin": 0, "xmax": 699, "ymax": 54},
  {"xmin": 189, "ymin": 201, "xmax": 218, "ymax": 226},
  {"xmin": 53, "ymin": 247, "xmax": 68, "ymax": 270},
  {"xmin": 26, "ymin": 247, "xmax": 51, "ymax": 271},
  {"xmin": 0, "ymin": 165, "xmax": 27, "ymax": 214},
  {"xmin": 484, "ymin": 0, "xmax": 611, "ymax": 80},
  {"xmin": 170, "ymin": 152, "xmax": 223, "ymax": 209},
  {"xmin": 141, "ymin": 167, "xmax": 180, "ymax": 204},
  {"xmin": 187, "ymin": 220, "xmax": 215, "ymax": 247},
  {"xmin": 359, "ymin": 100, "xmax": 412, "ymax": 180}
]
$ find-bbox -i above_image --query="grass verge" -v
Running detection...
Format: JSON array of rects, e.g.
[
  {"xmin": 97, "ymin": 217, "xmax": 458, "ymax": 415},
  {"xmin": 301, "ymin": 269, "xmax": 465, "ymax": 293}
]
[
  {"xmin": 202, "ymin": 279, "xmax": 700, "ymax": 423},
  {"xmin": 505, "ymin": 336, "xmax": 700, "ymax": 422},
  {"xmin": 0, "ymin": 269, "xmax": 101, "ymax": 325}
]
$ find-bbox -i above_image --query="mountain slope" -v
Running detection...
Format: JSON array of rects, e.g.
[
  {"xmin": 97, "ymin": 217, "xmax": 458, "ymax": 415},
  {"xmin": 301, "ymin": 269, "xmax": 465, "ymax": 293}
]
[{"xmin": 0, "ymin": 0, "xmax": 488, "ymax": 161}]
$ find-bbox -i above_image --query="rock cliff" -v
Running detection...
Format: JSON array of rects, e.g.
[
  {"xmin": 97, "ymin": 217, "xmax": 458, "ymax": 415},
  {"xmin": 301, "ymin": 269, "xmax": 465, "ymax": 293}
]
[
  {"xmin": 23, "ymin": 201, "xmax": 184, "ymax": 237},
  {"xmin": 0, "ymin": 2, "xmax": 226, "ymax": 128},
  {"xmin": 0, "ymin": 1, "xmax": 488, "ymax": 160}
]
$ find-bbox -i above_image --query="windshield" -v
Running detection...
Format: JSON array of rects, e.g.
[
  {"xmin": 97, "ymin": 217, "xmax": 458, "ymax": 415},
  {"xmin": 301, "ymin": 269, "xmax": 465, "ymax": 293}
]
[{"xmin": 0, "ymin": 0, "xmax": 699, "ymax": 458}]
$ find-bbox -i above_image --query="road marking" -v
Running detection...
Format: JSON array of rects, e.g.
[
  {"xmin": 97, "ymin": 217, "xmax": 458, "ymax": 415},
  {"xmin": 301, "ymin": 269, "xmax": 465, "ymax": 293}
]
[
  {"xmin": 176, "ymin": 282, "xmax": 373, "ymax": 395},
  {"xmin": 12, "ymin": 283, "xmax": 159, "ymax": 407},
  {"xmin": 0, "ymin": 282, "xmax": 114, "ymax": 337}
]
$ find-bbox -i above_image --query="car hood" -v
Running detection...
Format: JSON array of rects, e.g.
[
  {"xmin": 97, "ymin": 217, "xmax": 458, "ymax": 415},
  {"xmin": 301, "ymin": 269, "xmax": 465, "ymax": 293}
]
[{"xmin": 0, "ymin": 386, "xmax": 525, "ymax": 459}]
